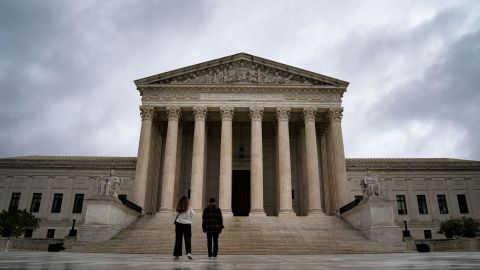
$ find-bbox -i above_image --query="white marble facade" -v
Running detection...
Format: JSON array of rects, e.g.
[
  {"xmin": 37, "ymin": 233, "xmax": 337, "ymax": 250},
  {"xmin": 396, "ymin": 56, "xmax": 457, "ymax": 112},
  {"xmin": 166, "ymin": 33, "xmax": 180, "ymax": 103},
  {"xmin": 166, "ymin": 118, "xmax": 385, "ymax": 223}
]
[{"xmin": 0, "ymin": 53, "xmax": 479, "ymax": 241}]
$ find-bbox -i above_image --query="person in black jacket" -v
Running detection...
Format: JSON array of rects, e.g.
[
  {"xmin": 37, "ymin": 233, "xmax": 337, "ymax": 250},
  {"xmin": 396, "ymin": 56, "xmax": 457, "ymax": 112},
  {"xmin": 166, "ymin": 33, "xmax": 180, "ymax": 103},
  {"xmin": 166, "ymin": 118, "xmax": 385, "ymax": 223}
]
[{"xmin": 202, "ymin": 198, "xmax": 224, "ymax": 258}]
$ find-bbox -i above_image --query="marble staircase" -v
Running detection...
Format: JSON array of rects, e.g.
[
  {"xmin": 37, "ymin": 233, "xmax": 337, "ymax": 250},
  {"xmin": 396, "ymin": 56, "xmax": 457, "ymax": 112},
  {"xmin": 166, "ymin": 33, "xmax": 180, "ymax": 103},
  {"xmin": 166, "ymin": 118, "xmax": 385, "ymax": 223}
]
[{"xmin": 72, "ymin": 214, "xmax": 409, "ymax": 254}]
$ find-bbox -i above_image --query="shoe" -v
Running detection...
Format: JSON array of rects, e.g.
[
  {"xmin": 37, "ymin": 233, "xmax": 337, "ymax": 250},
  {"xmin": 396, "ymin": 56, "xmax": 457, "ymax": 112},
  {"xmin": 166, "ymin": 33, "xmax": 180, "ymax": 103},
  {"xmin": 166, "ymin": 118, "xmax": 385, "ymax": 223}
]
[
  {"xmin": 174, "ymin": 256, "xmax": 179, "ymax": 260},
  {"xmin": 187, "ymin": 253, "xmax": 193, "ymax": 259}
]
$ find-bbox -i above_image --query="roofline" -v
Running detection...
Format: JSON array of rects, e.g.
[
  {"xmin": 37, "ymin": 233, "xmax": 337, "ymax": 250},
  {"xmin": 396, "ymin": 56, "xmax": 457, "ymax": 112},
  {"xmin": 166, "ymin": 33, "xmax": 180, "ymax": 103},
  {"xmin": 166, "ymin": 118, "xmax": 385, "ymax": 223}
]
[{"xmin": 134, "ymin": 52, "xmax": 349, "ymax": 87}]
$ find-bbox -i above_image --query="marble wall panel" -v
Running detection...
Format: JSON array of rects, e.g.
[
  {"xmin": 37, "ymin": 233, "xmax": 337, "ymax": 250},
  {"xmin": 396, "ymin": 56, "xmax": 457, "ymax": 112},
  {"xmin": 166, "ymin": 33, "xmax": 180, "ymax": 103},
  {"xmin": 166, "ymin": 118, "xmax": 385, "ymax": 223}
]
[
  {"xmin": 0, "ymin": 175, "xmax": 8, "ymax": 188},
  {"xmin": 451, "ymin": 178, "xmax": 466, "ymax": 189},
  {"xmin": 74, "ymin": 176, "xmax": 91, "ymax": 190},
  {"xmin": 11, "ymin": 176, "xmax": 27, "ymax": 188},
  {"xmin": 32, "ymin": 176, "xmax": 49, "ymax": 189},
  {"xmin": 411, "ymin": 178, "xmax": 427, "ymax": 190},
  {"xmin": 431, "ymin": 179, "xmax": 447, "ymax": 190},
  {"xmin": 52, "ymin": 176, "xmax": 69, "ymax": 189}
]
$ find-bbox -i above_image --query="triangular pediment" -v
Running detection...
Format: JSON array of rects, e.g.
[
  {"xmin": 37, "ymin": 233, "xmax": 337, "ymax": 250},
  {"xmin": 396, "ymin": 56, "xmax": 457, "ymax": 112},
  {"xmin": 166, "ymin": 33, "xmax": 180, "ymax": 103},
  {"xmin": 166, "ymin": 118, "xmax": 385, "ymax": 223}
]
[{"xmin": 135, "ymin": 53, "xmax": 349, "ymax": 87}]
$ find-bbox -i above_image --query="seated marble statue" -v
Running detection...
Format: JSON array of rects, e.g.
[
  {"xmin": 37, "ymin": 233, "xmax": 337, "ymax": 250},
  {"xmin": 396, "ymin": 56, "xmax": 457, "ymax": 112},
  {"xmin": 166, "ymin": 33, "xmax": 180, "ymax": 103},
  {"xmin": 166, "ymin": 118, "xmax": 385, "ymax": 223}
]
[
  {"xmin": 361, "ymin": 171, "xmax": 382, "ymax": 197},
  {"xmin": 96, "ymin": 170, "xmax": 122, "ymax": 198}
]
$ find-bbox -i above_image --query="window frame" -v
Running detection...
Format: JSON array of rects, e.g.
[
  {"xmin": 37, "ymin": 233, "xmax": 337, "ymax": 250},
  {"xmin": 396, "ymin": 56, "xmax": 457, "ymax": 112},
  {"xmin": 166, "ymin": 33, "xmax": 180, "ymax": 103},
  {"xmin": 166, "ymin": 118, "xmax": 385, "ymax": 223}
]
[
  {"xmin": 51, "ymin": 193, "xmax": 63, "ymax": 213},
  {"xmin": 72, "ymin": 194, "xmax": 84, "ymax": 214},
  {"xmin": 9, "ymin": 192, "xmax": 21, "ymax": 211},
  {"xmin": 417, "ymin": 194, "xmax": 429, "ymax": 215},
  {"xmin": 46, "ymin": 229, "xmax": 55, "ymax": 239},
  {"xmin": 396, "ymin": 195, "xmax": 408, "ymax": 215},
  {"xmin": 457, "ymin": 194, "xmax": 469, "ymax": 214},
  {"xmin": 30, "ymin": 193, "xmax": 42, "ymax": 213},
  {"xmin": 437, "ymin": 194, "xmax": 449, "ymax": 215}
]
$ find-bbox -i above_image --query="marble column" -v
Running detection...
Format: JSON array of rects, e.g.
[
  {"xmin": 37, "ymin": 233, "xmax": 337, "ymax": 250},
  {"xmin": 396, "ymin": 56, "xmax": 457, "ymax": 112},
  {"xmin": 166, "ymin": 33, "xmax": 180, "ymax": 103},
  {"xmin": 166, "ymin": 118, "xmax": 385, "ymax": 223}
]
[
  {"xmin": 319, "ymin": 123, "xmax": 331, "ymax": 215},
  {"xmin": 249, "ymin": 106, "xmax": 266, "ymax": 216},
  {"xmin": 219, "ymin": 106, "xmax": 234, "ymax": 216},
  {"xmin": 190, "ymin": 106, "xmax": 207, "ymax": 211},
  {"xmin": 327, "ymin": 108, "xmax": 351, "ymax": 212},
  {"xmin": 276, "ymin": 107, "xmax": 295, "ymax": 216},
  {"xmin": 133, "ymin": 105, "xmax": 155, "ymax": 212},
  {"xmin": 303, "ymin": 107, "xmax": 323, "ymax": 215},
  {"xmin": 158, "ymin": 106, "xmax": 181, "ymax": 213}
]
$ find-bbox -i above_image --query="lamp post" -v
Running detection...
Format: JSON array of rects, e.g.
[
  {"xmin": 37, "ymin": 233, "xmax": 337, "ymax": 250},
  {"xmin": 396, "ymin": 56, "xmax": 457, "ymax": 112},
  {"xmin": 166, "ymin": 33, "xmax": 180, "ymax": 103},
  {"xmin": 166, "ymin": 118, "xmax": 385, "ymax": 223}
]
[
  {"xmin": 403, "ymin": 219, "xmax": 411, "ymax": 237},
  {"xmin": 68, "ymin": 218, "xmax": 77, "ymax": 237}
]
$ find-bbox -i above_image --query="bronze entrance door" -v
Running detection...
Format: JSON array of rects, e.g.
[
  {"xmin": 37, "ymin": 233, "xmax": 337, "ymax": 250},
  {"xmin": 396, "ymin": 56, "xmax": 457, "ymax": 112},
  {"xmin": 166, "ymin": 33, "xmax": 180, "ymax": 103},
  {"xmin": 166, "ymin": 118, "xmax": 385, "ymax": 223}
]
[{"xmin": 232, "ymin": 170, "xmax": 250, "ymax": 216}]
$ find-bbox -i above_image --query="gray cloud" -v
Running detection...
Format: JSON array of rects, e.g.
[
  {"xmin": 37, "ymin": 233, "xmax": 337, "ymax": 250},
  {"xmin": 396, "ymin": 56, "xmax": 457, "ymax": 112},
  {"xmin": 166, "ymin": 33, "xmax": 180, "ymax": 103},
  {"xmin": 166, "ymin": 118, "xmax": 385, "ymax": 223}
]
[{"xmin": 0, "ymin": 0, "xmax": 479, "ymax": 160}]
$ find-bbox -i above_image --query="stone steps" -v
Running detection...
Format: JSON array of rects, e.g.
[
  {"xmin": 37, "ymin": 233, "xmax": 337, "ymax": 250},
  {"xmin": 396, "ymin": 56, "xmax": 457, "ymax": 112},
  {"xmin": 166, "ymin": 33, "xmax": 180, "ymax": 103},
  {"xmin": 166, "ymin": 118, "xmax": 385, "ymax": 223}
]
[{"xmin": 72, "ymin": 215, "xmax": 408, "ymax": 254}]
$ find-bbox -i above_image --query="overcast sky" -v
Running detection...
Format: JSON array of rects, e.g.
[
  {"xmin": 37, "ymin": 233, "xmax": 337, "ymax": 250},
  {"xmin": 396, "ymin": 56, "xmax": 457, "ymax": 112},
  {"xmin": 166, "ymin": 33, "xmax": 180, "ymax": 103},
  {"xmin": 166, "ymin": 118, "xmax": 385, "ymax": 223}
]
[{"xmin": 1, "ymin": 0, "xmax": 479, "ymax": 160}]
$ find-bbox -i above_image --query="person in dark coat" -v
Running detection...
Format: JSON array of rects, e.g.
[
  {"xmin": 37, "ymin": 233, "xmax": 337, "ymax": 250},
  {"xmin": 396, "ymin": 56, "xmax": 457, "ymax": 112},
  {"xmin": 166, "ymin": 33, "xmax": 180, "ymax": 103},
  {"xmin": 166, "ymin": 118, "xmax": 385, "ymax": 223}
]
[{"xmin": 202, "ymin": 197, "xmax": 224, "ymax": 258}]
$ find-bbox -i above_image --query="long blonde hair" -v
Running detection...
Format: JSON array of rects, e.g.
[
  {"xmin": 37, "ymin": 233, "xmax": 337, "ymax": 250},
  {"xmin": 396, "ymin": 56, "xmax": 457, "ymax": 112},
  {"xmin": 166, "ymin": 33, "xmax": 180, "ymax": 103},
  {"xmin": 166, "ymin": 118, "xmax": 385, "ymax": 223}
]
[{"xmin": 176, "ymin": 196, "xmax": 189, "ymax": 213}]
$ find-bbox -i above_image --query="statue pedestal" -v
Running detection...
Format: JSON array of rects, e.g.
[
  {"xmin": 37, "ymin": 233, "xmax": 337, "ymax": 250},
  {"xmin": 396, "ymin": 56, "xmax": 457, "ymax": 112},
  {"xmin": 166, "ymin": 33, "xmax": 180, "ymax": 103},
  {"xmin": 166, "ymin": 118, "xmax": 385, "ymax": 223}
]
[
  {"xmin": 340, "ymin": 196, "xmax": 404, "ymax": 245},
  {"xmin": 77, "ymin": 196, "xmax": 141, "ymax": 243}
]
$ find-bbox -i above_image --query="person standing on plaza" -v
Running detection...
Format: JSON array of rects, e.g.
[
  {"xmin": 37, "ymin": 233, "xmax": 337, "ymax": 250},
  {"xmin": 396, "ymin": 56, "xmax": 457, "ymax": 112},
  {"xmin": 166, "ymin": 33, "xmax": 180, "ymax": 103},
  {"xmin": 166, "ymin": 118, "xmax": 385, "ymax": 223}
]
[
  {"xmin": 202, "ymin": 197, "xmax": 224, "ymax": 258},
  {"xmin": 173, "ymin": 196, "xmax": 195, "ymax": 260}
]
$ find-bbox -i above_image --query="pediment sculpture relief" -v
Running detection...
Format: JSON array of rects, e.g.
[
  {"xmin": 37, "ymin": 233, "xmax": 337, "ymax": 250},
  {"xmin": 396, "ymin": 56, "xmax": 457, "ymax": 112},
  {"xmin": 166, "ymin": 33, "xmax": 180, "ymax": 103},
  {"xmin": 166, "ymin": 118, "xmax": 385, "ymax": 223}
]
[{"xmin": 155, "ymin": 60, "xmax": 332, "ymax": 86}]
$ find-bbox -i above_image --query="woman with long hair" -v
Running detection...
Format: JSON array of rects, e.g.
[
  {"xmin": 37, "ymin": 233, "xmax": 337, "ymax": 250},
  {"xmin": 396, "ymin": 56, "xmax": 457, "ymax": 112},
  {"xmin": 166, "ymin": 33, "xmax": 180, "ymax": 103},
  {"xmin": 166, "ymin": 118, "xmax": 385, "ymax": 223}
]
[{"xmin": 173, "ymin": 196, "xmax": 195, "ymax": 259}]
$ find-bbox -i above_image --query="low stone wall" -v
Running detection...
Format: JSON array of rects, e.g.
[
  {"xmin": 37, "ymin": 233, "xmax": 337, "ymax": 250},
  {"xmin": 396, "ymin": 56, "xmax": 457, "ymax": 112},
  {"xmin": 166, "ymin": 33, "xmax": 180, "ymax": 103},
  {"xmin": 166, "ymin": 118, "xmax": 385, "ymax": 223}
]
[
  {"xmin": 415, "ymin": 238, "xmax": 480, "ymax": 252},
  {"xmin": 1, "ymin": 238, "xmax": 51, "ymax": 251}
]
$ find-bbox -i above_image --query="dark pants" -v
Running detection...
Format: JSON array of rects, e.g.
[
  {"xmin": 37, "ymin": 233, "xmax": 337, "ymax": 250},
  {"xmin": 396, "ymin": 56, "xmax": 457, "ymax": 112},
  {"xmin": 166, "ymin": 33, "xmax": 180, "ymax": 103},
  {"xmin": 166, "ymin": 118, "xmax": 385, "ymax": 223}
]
[
  {"xmin": 173, "ymin": 223, "xmax": 192, "ymax": 256},
  {"xmin": 206, "ymin": 232, "xmax": 219, "ymax": 257}
]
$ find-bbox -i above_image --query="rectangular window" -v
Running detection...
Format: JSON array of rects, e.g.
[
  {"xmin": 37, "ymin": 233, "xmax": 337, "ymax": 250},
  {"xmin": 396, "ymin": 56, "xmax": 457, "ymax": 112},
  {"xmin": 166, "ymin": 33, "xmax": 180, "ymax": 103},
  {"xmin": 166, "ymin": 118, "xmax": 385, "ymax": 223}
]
[
  {"xmin": 417, "ymin": 195, "xmax": 428, "ymax": 214},
  {"xmin": 51, "ymin": 193, "xmax": 63, "ymax": 213},
  {"xmin": 457, "ymin": 194, "xmax": 469, "ymax": 214},
  {"xmin": 396, "ymin": 195, "xmax": 408, "ymax": 215},
  {"xmin": 24, "ymin": 229, "xmax": 33, "ymax": 238},
  {"xmin": 9, "ymin": 192, "xmax": 21, "ymax": 211},
  {"xmin": 424, "ymin": 230, "xmax": 432, "ymax": 239},
  {"xmin": 72, "ymin": 194, "xmax": 84, "ymax": 213},
  {"xmin": 46, "ymin": 229, "xmax": 55, "ymax": 239},
  {"xmin": 30, "ymin": 193, "xmax": 42, "ymax": 213},
  {"xmin": 437, "ymin": 194, "xmax": 448, "ymax": 214}
]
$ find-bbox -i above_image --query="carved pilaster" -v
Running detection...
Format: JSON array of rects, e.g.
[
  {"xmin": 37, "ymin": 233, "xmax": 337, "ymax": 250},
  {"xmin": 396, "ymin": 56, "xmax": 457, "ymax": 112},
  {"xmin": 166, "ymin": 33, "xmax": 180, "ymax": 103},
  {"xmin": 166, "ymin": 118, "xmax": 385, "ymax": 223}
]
[
  {"xmin": 193, "ymin": 106, "xmax": 207, "ymax": 121},
  {"xmin": 327, "ymin": 108, "xmax": 343, "ymax": 122},
  {"xmin": 249, "ymin": 106, "xmax": 264, "ymax": 121},
  {"xmin": 276, "ymin": 107, "xmax": 290, "ymax": 121},
  {"xmin": 140, "ymin": 105, "xmax": 155, "ymax": 121},
  {"xmin": 303, "ymin": 106, "xmax": 317, "ymax": 122},
  {"xmin": 220, "ymin": 106, "xmax": 234, "ymax": 121},
  {"xmin": 166, "ymin": 106, "xmax": 181, "ymax": 121}
]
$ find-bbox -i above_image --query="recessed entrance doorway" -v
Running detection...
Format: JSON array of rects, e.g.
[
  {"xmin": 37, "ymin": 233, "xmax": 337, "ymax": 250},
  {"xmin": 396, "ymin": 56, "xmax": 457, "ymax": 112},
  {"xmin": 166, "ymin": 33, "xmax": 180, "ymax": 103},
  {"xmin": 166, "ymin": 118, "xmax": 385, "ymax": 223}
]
[{"xmin": 232, "ymin": 170, "xmax": 250, "ymax": 216}]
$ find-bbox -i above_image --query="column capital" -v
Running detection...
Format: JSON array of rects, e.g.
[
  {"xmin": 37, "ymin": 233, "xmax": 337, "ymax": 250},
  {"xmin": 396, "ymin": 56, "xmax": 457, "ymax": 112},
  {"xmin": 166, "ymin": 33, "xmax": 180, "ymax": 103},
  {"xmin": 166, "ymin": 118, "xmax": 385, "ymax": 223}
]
[
  {"xmin": 276, "ymin": 107, "xmax": 290, "ymax": 121},
  {"xmin": 249, "ymin": 106, "xmax": 264, "ymax": 121},
  {"xmin": 166, "ymin": 106, "xmax": 181, "ymax": 121},
  {"xmin": 193, "ymin": 106, "xmax": 207, "ymax": 121},
  {"xmin": 220, "ymin": 106, "xmax": 234, "ymax": 121},
  {"xmin": 303, "ymin": 107, "xmax": 317, "ymax": 122},
  {"xmin": 327, "ymin": 108, "xmax": 343, "ymax": 122},
  {"xmin": 140, "ymin": 105, "xmax": 155, "ymax": 121}
]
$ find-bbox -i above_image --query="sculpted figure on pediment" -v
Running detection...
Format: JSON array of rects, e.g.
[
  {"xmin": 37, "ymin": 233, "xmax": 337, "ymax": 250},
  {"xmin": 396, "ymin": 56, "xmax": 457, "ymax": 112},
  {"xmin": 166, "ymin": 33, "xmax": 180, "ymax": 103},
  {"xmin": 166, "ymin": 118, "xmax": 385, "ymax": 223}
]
[{"xmin": 156, "ymin": 60, "xmax": 328, "ymax": 86}]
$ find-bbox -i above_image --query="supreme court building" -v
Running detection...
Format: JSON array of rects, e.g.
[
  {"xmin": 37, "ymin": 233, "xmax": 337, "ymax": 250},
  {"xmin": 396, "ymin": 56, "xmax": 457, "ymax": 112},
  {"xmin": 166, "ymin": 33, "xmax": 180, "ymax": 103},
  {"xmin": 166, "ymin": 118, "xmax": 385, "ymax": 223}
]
[
  {"xmin": 1, "ymin": 53, "xmax": 479, "ymax": 251},
  {"xmin": 132, "ymin": 53, "xmax": 350, "ymax": 217}
]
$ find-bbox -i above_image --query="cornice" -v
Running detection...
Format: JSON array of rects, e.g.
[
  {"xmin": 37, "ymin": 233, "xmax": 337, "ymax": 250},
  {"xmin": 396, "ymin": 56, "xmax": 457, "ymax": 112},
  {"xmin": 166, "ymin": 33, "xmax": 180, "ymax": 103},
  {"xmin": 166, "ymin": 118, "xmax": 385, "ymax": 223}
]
[
  {"xmin": 346, "ymin": 158, "xmax": 480, "ymax": 171},
  {"xmin": 137, "ymin": 84, "xmax": 346, "ymax": 95},
  {"xmin": 0, "ymin": 156, "xmax": 137, "ymax": 170}
]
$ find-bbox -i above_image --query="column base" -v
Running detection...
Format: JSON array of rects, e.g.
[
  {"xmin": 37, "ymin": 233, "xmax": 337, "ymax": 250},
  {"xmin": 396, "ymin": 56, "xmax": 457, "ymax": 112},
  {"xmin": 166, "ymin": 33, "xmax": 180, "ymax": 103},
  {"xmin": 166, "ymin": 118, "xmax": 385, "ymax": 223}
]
[
  {"xmin": 249, "ymin": 209, "xmax": 266, "ymax": 217},
  {"xmin": 221, "ymin": 209, "xmax": 233, "ymax": 217},
  {"xmin": 278, "ymin": 209, "xmax": 296, "ymax": 217},
  {"xmin": 157, "ymin": 208, "xmax": 174, "ymax": 214},
  {"xmin": 307, "ymin": 209, "xmax": 325, "ymax": 216}
]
